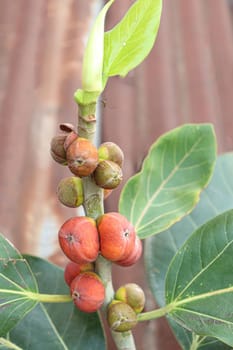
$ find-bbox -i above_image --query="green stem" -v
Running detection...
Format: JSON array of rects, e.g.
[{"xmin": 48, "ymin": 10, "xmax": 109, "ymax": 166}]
[
  {"xmin": 0, "ymin": 338, "xmax": 23, "ymax": 350},
  {"xmin": 77, "ymin": 97, "xmax": 136, "ymax": 350},
  {"xmin": 137, "ymin": 304, "xmax": 174, "ymax": 322}
]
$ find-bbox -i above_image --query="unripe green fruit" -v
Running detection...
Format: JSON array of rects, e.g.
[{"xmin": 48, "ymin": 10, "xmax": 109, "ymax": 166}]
[
  {"xmin": 57, "ymin": 176, "xmax": 84, "ymax": 208},
  {"xmin": 107, "ymin": 300, "xmax": 137, "ymax": 332},
  {"xmin": 98, "ymin": 142, "xmax": 124, "ymax": 167},
  {"xmin": 115, "ymin": 283, "xmax": 145, "ymax": 314},
  {"xmin": 50, "ymin": 135, "xmax": 67, "ymax": 165},
  {"xmin": 93, "ymin": 160, "xmax": 123, "ymax": 189}
]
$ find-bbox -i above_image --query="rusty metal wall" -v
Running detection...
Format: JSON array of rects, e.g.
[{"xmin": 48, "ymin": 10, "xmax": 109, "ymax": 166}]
[{"xmin": 1, "ymin": 0, "xmax": 233, "ymax": 349}]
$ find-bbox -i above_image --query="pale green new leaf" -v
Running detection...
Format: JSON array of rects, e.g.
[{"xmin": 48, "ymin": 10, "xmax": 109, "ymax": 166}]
[
  {"xmin": 0, "ymin": 234, "xmax": 38, "ymax": 336},
  {"xmin": 166, "ymin": 210, "xmax": 233, "ymax": 347},
  {"xmin": 103, "ymin": 0, "xmax": 162, "ymax": 81},
  {"xmin": 82, "ymin": 0, "xmax": 114, "ymax": 92},
  {"xmin": 119, "ymin": 124, "xmax": 216, "ymax": 238}
]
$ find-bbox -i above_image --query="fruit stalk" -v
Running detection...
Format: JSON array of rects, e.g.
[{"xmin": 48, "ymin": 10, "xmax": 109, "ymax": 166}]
[{"xmin": 77, "ymin": 100, "xmax": 136, "ymax": 350}]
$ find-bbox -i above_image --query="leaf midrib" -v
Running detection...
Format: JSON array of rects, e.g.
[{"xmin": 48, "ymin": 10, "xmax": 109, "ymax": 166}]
[{"xmin": 134, "ymin": 136, "xmax": 203, "ymax": 231}]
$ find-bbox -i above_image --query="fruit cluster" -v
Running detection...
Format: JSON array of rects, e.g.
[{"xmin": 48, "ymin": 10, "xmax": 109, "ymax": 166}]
[
  {"xmin": 50, "ymin": 124, "xmax": 124, "ymax": 208},
  {"xmin": 50, "ymin": 126, "xmax": 143, "ymax": 329},
  {"xmin": 58, "ymin": 213, "xmax": 142, "ymax": 313}
]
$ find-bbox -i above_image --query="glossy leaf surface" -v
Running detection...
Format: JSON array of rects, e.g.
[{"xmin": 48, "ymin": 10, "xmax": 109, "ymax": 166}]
[
  {"xmin": 9, "ymin": 256, "xmax": 106, "ymax": 350},
  {"xmin": 145, "ymin": 154, "xmax": 233, "ymax": 349},
  {"xmin": 165, "ymin": 210, "xmax": 233, "ymax": 347},
  {"xmin": 119, "ymin": 124, "xmax": 216, "ymax": 238},
  {"xmin": 0, "ymin": 235, "xmax": 38, "ymax": 336},
  {"xmin": 103, "ymin": 0, "xmax": 162, "ymax": 81}
]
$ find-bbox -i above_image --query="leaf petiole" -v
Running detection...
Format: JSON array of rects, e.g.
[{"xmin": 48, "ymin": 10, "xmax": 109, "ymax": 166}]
[
  {"xmin": 137, "ymin": 303, "xmax": 174, "ymax": 322},
  {"xmin": 0, "ymin": 337, "xmax": 24, "ymax": 350},
  {"xmin": 0, "ymin": 288, "xmax": 72, "ymax": 303}
]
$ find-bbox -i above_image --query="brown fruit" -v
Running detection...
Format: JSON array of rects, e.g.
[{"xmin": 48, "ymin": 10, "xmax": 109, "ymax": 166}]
[
  {"xmin": 63, "ymin": 131, "xmax": 78, "ymax": 151},
  {"xmin": 58, "ymin": 216, "xmax": 99, "ymax": 264},
  {"xmin": 115, "ymin": 283, "xmax": 145, "ymax": 314},
  {"xmin": 107, "ymin": 300, "xmax": 137, "ymax": 332},
  {"xmin": 97, "ymin": 212, "xmax": 136, "ymax": 262},
  {"xmin": 70, "ymin": 271, "xmax": 105, "ymax": 313},
  {"xmin": 57, "ymin": 176, "xmax": 84, "ymax": 208},
  {"xmin": 66, "ymin": 137, "xmax": 98, "ymax": 177},
  {"xmin": 116, "ymin": 236, "xmax": 142, "ymax": 267},
  {"xmin": 98, "ymin": 142, "xmax": 124, "ymax": 167},
  {"xmin": 64, "ymin": 261, "xmax": 94, "ymax": 286},
  {"xmin": 50, "ymin": 135, "xmax": 67, "ymax": 165},
  {"xmin": 93, "ymin": 160, "xmax": 123, "ymax": 189}
]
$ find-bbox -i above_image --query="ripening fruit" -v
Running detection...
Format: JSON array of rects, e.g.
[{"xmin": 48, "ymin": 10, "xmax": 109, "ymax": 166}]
[
  {"xmin": 50, "ymin": 135, "xmax": 68, "ymax": 165},
  {"xmin": 58, "ymin": 216, "xmax": 99, "ymax": 264},
  {"xmin": 57, "ymin": 176, "xmax": 84, "ymax": 208},
  {"xmin": 64, "ymin": 261, "xmax": 94, "ymax": 286},
  {"xmin": 70, "ymin": 271, "xmax": 105, "ymax": 313},
  {"xmin": 98, "ymin": 142, "xmax": 124, "ymax": 167},
  {"xmin": 93, "ymin": 160, "xmax": 123, "ymax": 189},
  {"xmin": 97, "ymin": 212, "xmax": 136, "ymax": 261},
  {"xmin": 115, "ymin": 283, "xmax": 145, "ymax": 314},
  {"xmin": 107, "ymin": 300, "xmax": 137, "ymax": 332},
  {"xmin": 63, "ymin": 131, "xmax": 78, "ymax": 151},
  {"xmin": 66, "ymin": 137, "xmax": 98, "ymax": 177},
  {"xmin": 116, "ymin": 236, "xmax": 142, "ymax": 267}
]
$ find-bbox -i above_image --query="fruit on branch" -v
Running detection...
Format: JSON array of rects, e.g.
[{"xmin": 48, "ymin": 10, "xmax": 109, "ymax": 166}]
[
  {"xmin": 64, "ymin": 261, "xmax": 94, "ymax": 286},
  {"xmin": 57, "ymin": 176, "xmax": 84, "ymax": 208},
  {"xmin": 70, "ymin": 271, "xmax": 105, "ymax": 313},
  {"xmin": 63, "ymin": 131, "xmax": 78, "ymax": 151},
  {"xmin": 66, "ymin": 137, "xmax": 98, "ymax": 177},
  {"xmin": 58, "ymin": 216, "xmax": 99, "ymax": 264},
  {"xmin": 97, "ymin": 212, "xmax": 136, "ymax": 261},
  {"xmin": 50, "ymin": 135, "xmax": 68, "ymax": 165},
  {"xmin": 98, "ymin": 142, "xmax": 124, "ymax": 167},
  {"xmin": 107, "ymin": 300, "xmax": 137, "ymax": 332},
  {"xmin": 103, "ymin": 188, "xmax": 113, "ymax": 200},
  {"xmin": 115, "ymin": 283, "xmax": 145, "ymax": 314},
  {"xmin": 116, "ymin": 236, "xmax": 142, "ymax": 267},
  {"xmin": 93, "ymin": 160, "xmax": 123, "ymax": 189},
  {"xmin": 59, "ymin": 123, "xmax": 76, "ymax": 133}
]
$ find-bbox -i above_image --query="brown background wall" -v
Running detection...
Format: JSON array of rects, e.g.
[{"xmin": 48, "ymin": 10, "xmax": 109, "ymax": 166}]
[{"xmin": 1, "ymin": 0, "xmax": 233, "ymax": 349}]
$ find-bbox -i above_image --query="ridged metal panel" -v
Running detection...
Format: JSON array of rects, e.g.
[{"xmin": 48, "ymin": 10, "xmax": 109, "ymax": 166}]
[
  {"xmin": 1, "ymin": 0, "xmax": 233, "ymax": 349},
  {"xmin": 103, "ymin": 1, "xmax": 233, "ymax": 349}
]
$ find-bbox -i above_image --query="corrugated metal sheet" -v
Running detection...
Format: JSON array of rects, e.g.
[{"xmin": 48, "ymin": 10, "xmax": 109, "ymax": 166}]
[{"xmin": 1, "ymin": 0, "xmax": 233, "ymax": 349}]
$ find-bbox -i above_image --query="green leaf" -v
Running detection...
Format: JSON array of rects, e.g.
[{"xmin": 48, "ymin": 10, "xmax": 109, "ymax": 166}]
[
  {"xmin": 9, "ymin": 256, "xmax": 106, "ymax": 350},
  {"xmin": 119, "ymin": 124, "xmax": 216, "ymax": 238},
  {"xmin": 165, "ymin": 210, "xmax": 233, "ymax": 347},
  {"xmin": 103, "ymin": 0, "xmax": 162, "ymax": 81},
  {"xmin": 145, "ymin": 153, "xmax": 233, "ymax": 349},
  {"xmin": 0, "ymin": 234, "xmax": 38, "ymax": 336},
  {"xmin": 82, "ymin": 0, "xmax": 114, "ymax": 92}
]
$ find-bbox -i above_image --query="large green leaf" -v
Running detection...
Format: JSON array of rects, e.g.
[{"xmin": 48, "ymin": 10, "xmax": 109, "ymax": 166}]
[
  {"xmin": 0, "ymin": 235, "xmax": 38, "ymax": 336},
  {"xmin": 119, "ymin": 124, "xmax": 216, "ymax": 238},
  {"xmin": 103, "ymin": 0, "xmax": 162, "ymax": 81},
  {"xmin": 165, "ymin": 210, "xmax": 233, "ymax": 347},
  {"xmin": 145, "ymin": 154, "xmax": 233, "ymax": 349},
  {"xmin": 9, "ymin": 256, "xmax": 106, "ymax": 350}
]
